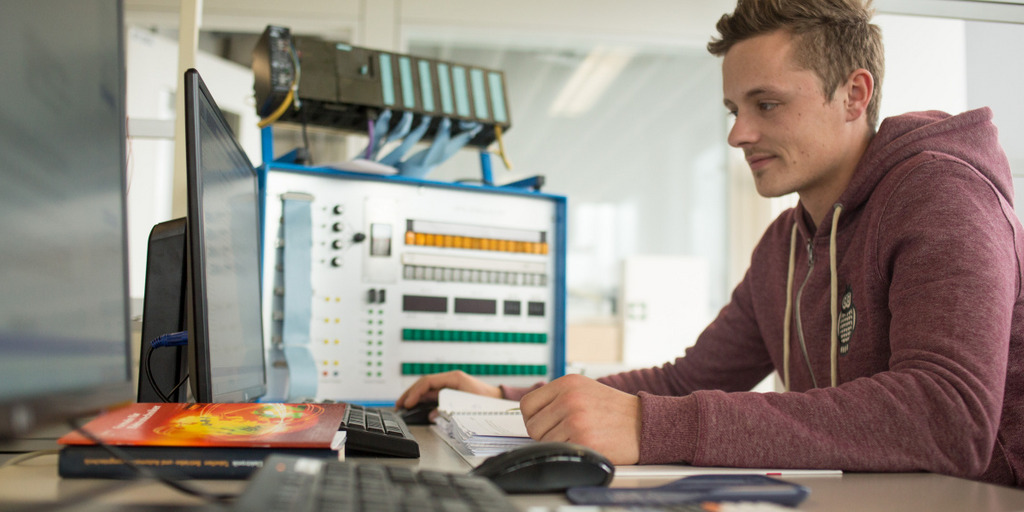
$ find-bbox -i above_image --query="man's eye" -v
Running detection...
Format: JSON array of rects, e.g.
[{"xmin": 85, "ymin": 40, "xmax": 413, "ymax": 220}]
[{"xmin": 759, "ymin": 102, "xmax": 779, "ymax": 112}]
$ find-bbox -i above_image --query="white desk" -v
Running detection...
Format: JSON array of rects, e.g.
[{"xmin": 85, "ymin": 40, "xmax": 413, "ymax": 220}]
[{"xmin": 2, "ymin": 426, "xmax": 1024, "ymax": 511}]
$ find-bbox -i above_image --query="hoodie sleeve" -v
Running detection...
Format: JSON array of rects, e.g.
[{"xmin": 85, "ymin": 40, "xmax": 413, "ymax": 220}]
[{"xmin": 676, "ymin": 156, "xmax": 1019, "ymax": 478}]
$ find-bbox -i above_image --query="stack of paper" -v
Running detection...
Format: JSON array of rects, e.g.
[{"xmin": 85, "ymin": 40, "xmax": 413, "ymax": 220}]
[{"xmin": 434, "ymin": 389, "xmax": 533, "ymax": 457}]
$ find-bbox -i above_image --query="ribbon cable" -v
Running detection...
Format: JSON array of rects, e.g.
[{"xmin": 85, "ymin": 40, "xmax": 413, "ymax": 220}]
[{"xmin": 280, "ymin": 194, "xmax": 318, "ymax": 400}]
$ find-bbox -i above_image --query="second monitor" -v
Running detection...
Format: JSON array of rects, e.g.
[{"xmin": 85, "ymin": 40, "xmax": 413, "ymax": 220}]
[{"xmin": 182, "ymin": 68, "xmax": 267, "ymax": 403}]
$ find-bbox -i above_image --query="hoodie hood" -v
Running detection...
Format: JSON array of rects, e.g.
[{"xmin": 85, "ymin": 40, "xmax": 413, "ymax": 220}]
[{"xmin": 839, "ymin": 107, "xmax": 1013, "ymax": 218}]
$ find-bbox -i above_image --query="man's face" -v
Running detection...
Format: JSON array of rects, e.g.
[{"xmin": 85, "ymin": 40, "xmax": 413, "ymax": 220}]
[{"xmin": 722, "ymin": 30, "xmax": 852, "ymax": 201}]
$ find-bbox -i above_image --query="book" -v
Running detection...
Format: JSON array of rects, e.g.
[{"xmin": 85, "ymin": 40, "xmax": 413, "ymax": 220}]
[
  {"xmin": 434, "ymin": 389, "xmax": 533, "ymax": 458},
  {"xmin": 57, "ymin": 402, "xmax": 347, "ymax": 479}
]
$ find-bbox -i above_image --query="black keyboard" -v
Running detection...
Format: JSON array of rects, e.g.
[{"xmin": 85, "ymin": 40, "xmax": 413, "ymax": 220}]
[
  {"xmin": 233, "ymin": 454, "xmax": 518, "ymax": 512},
  {"xmin": 340, "ymin": 403, "xmax": 419, "ymax": 458}
]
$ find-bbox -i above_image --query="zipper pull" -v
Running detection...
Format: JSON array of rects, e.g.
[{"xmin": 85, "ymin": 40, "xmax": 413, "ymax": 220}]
[{"xmin": 806, "ymin": 240, "xmax": 815, "ymax": 267}]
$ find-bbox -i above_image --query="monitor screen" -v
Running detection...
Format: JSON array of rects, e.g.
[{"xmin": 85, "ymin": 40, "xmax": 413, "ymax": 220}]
[
  {"xmin": 183, "ymin": 69, "xmax": 267, "ymax": 403},
  {"xmin": 0, "ymin": 0, "xmax": 133, "ymax": 438}
]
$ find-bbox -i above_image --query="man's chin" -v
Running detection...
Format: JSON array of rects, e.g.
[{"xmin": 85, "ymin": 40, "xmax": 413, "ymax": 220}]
[{"xmin": 753, "ymin": 180, "xmax": 797, "ymax": 199}]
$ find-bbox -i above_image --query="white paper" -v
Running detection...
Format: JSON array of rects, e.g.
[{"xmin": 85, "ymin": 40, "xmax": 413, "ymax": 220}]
[{"xmin": 438, "ymin": 388, "xmax": 521, "ymax": 414}]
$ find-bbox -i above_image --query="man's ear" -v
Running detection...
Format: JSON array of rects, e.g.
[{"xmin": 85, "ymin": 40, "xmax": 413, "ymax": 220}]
[{"xmin": 843, "ymin": 68, "xmax": 874, "ymax": 122}]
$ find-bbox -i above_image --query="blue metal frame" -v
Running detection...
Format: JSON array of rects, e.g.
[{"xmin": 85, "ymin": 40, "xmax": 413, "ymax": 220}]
[{"xmin": 259, "ymin": 128, "xmax": 568, "ymax": 405}]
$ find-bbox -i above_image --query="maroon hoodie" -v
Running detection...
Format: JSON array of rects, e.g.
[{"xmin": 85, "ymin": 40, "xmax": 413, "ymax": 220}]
[{"xmin": 507, "ymin": 107, "xmax": 1024, "ymax": 486}]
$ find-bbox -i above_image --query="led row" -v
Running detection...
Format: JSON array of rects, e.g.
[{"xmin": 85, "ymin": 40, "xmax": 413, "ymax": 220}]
[
  {"xmin": 402, "ymin": 329, "xmax": 547, "ymax": 343},
  {"xmin": 405, "ymin": 231, "xmax": 548, "ymax": 254},
  {"xmin": 403, "ymin": 265, "xmax": 547, "ymax": 286},
  {"xmin": 401, "ymin": 363, "xmax": 547, "ymax": 376}
]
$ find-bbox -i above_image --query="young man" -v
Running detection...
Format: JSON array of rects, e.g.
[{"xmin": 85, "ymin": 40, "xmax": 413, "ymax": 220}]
[{"xmin": 398, "ymin": 0, "xmax": 1024, "ymax": 487}]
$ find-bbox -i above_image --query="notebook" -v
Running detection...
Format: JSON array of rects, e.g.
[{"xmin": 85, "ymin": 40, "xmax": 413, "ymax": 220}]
[{"xmin": 433, "ymin": 389, "xmax": 533, "ymax": 458}]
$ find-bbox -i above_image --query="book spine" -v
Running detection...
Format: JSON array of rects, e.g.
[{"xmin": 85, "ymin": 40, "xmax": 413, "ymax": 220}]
[{"xmin": 58, "ymin": 446, "xmax": 334, "ymax": 480}]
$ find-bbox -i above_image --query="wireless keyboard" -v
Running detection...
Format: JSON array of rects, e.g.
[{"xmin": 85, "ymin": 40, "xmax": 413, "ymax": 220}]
[
  {"xmin": 233, "ymin": 454, "xmax": 517, "ymax": 512},
  {"xmin": 339, "ymin": 403, "xmax": 419, "ymax": 458}
]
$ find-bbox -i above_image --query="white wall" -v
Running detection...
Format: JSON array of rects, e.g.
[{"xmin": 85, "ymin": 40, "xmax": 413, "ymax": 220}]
[
  {"xmin": 875, "ymin": 15, "xmax": 967, "ymax": 120},
  {"xmin": 125, "ymin": 27, "xmax": 262, "ymax": 300},
  {"xmin": 964, "ymin": 20, "xmax": 1024, "ymax": 218}
]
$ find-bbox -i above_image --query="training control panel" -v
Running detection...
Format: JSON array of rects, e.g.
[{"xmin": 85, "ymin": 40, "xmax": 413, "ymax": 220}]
[{"xmin": 261, "ymin": 169, "xmax": 565, "ymax": 403}]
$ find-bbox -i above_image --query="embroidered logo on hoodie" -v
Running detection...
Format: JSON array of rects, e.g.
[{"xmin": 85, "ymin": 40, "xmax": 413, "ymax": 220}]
[{"xmin": 838, "ymin": 285, "xmax": 856, "ymax": 355}]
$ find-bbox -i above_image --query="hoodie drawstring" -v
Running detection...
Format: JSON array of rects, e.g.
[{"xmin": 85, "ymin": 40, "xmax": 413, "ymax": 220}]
[
  {"xmin": 828, "ymin": 204, "xmax": 842, "ymax": 387},
  {"xmin": 782, "ymin": 204, "xmax": 843, "ymax": 391},
  {"xmin": 782, "ymin": 223, "xmax": 798, "ymax": 393}
]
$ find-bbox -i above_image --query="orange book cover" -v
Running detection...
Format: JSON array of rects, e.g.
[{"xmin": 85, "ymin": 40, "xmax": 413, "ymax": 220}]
[{"xmin": 58, "ymin": 402, "xmax": 346, "ymax": 449}]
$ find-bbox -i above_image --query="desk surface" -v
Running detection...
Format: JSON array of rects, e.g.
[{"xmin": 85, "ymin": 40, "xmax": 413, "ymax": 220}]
[{"xmin": 3, "ymin": 425, "xmax": 1024, "ymax": 512}]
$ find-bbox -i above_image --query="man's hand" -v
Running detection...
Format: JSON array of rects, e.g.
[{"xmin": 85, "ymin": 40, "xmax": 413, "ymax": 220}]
[
  {"xmin": 519, "ymin": 374, "xmax": 641, "ymax": 465},
  {"xmin": 396, "ymin": 370, "xmax": 502, "ymax": 409}
]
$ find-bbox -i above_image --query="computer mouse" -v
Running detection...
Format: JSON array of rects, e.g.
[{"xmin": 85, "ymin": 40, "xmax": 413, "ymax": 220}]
[
  {"xmin": 469, "ymin": 442, "xmax": 614, "ymax": 494},
  {"xmin": 398, "ymin": 401, "xmax": 437, "ymax": 425}
]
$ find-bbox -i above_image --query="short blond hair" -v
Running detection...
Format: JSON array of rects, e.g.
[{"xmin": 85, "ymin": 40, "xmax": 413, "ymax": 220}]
[{"xmin": 708, "ymin": 0, "xmax": 885, "ymax": 129}]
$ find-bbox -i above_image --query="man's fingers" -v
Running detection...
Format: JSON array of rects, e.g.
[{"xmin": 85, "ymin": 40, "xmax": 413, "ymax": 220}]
[{"xmin": 399, "ymin": 371, "xmax": 471, "ymax": 408}]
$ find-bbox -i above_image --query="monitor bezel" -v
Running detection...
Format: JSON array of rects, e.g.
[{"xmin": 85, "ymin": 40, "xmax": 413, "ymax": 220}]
[{"xmin": 182, "ymin": 68, "xmax": 267, "ymax": 404}]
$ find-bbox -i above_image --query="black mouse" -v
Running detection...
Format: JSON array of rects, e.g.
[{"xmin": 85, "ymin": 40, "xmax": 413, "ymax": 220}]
[
  {"xmin": 398, "ymin": 401, "xmax": 437, "ymax": 425},
  {"xmin": 469, "ymin": 442, "xmax": 614, "ymax": 494}
]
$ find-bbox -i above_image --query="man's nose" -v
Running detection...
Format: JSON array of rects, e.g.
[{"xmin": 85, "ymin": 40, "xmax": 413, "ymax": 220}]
[{"xmin": 727, "ymin": 114, "xmax": 758, "ymax": 148}]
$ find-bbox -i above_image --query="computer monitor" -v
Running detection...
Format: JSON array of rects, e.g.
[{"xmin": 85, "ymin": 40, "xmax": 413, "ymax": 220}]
[
  {"xmin": 0, "ymin": 0, "xmax": 133, "ymax": 439},
  {"xmin": 183, "ymin": 69, "xmax": 267, "ymax": 403}
]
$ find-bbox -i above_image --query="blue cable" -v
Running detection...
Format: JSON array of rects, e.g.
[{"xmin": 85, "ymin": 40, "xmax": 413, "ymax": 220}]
[{"xmin": 150, "ymin": 331, "xmax": 188, "ymax": 348}]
